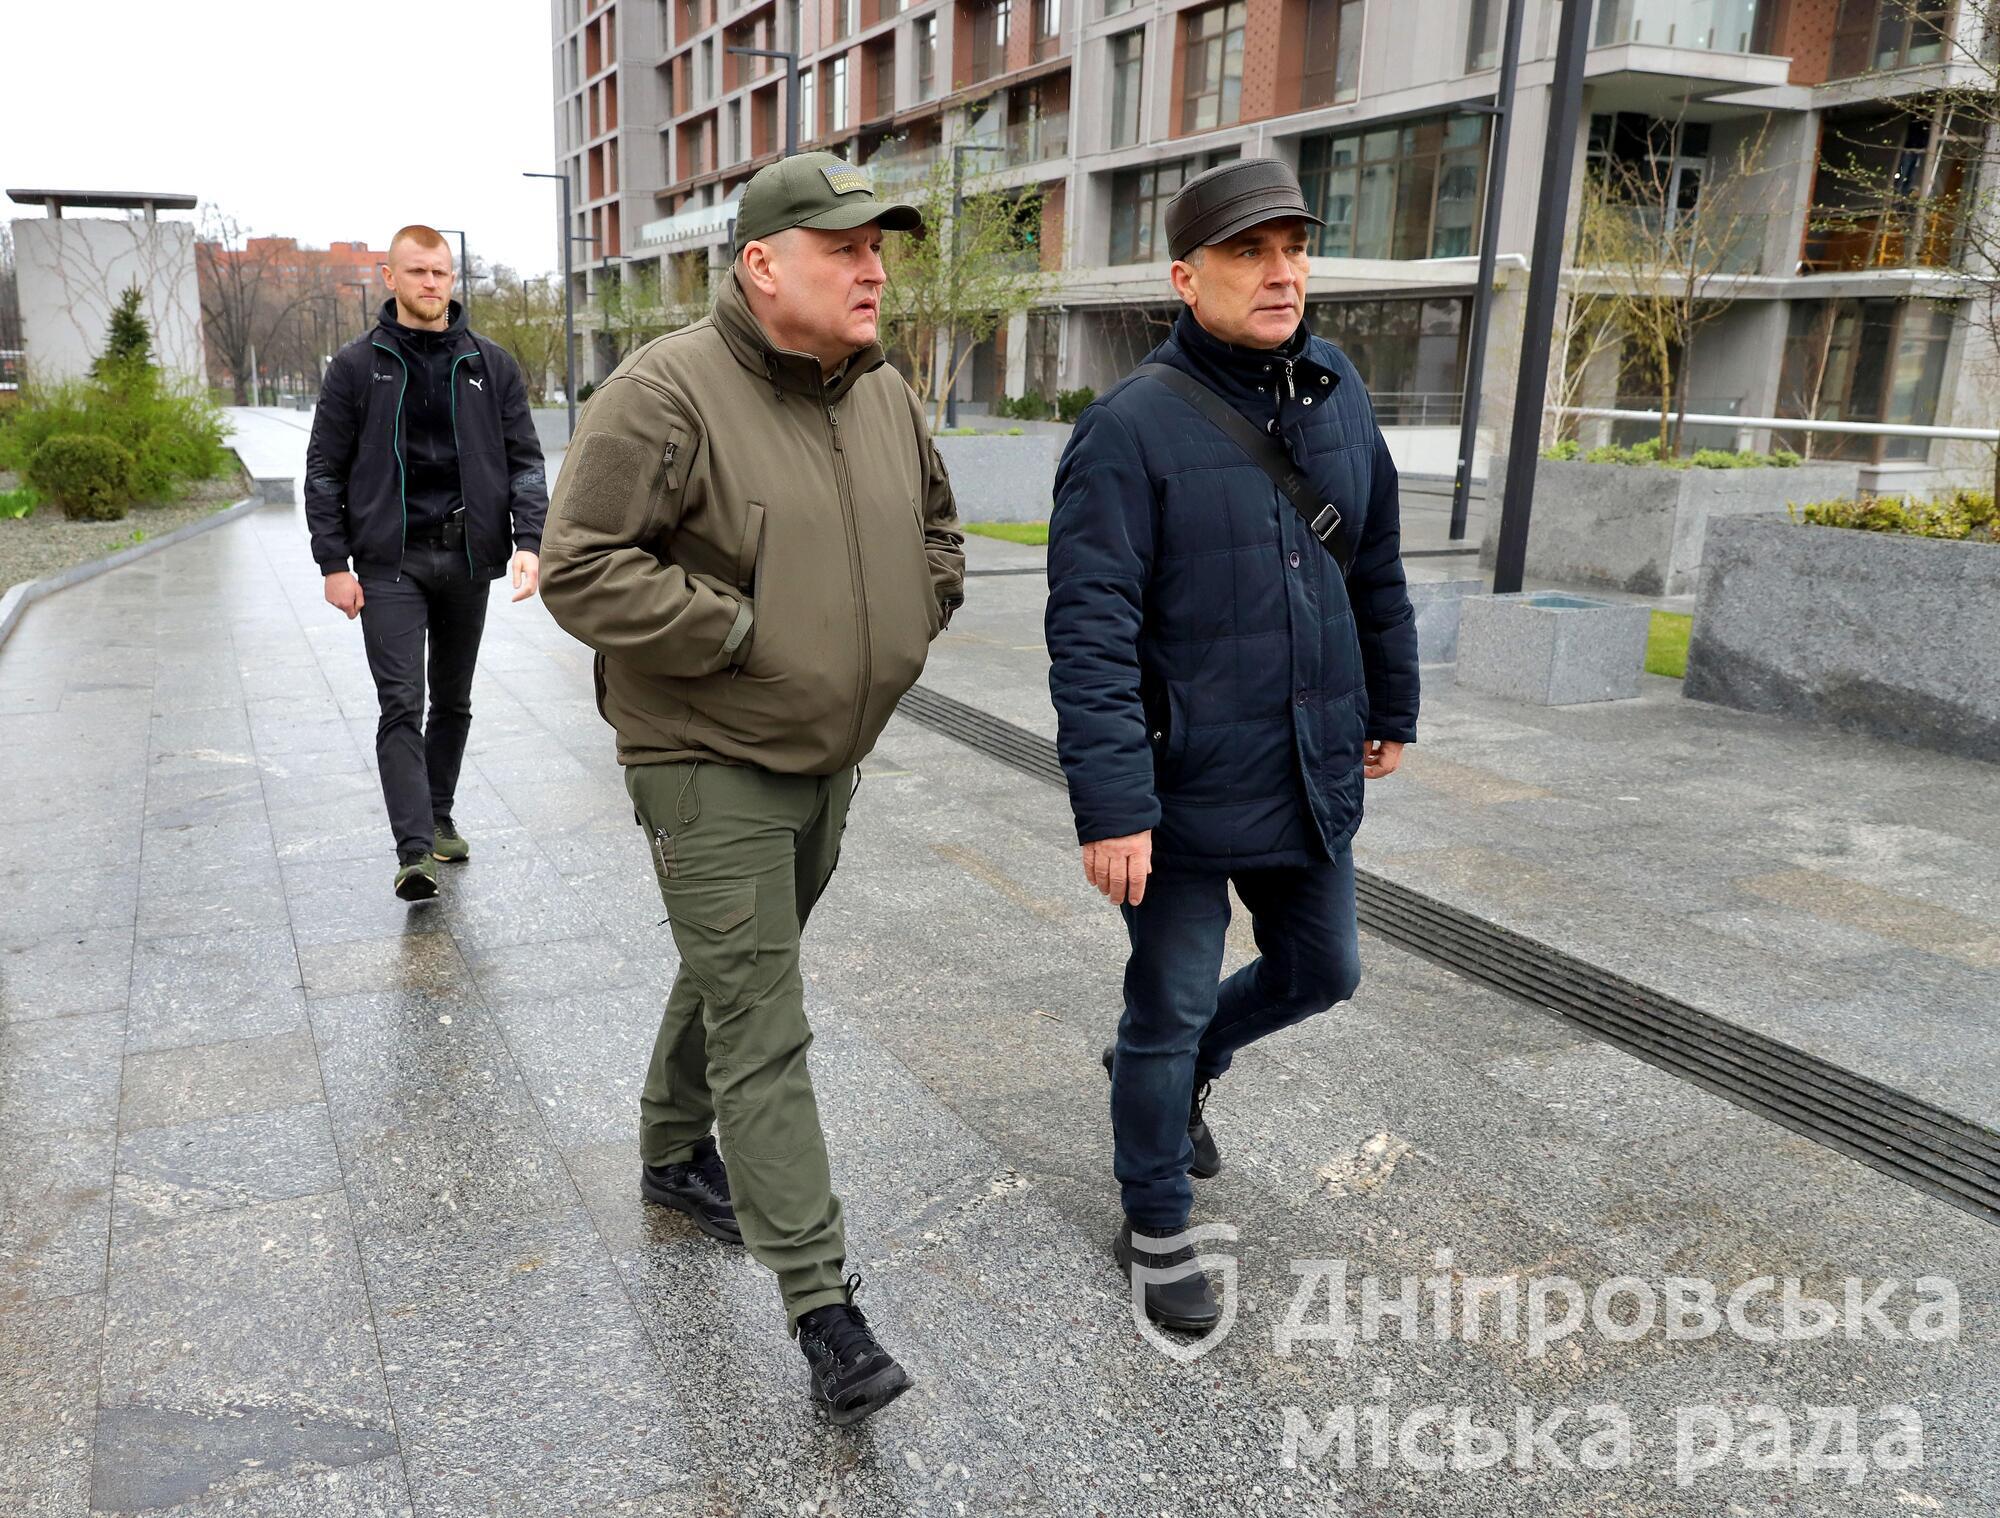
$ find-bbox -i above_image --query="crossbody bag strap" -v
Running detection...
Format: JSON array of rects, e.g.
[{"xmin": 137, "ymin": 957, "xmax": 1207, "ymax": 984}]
[{"xmin": 1134, "ymin": 363, "xmax": 1354, "ymax": 577}]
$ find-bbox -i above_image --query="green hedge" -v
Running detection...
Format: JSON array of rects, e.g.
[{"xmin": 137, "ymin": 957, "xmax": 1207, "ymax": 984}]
[
  {"xmin": 26, "ymin": 435, "xmax": 135, "ymax": 520},
  {"xmin": 1791, "ymin": 489, "xmax": 1998, "ymax": 543},
  {"xmin": 1541, "ymin": 437, "xmax": 1801, "ymax": 469}
]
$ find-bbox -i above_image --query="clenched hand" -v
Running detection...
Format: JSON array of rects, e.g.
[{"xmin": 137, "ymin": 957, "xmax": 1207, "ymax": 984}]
[
  {"xmin": 324, "ymin": 571, "xmax": 364, "ymax": 619},
  {"xmin": 1081, "ymin": 830, "xmax": 1152, "ymax": 906}
]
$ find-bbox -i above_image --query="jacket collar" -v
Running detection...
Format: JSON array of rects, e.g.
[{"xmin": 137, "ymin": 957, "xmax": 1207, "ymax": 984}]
[
  {"xmin": 374, "ymin": 299, "xmax": 477, "ymax": 357},
  {"xmin": 1169, "ymin": 305, "xmax": 1331, "ymax": 408},
  {"xmin": 711, "ymin": 267, "xmax": 884, "ymax": 403}
]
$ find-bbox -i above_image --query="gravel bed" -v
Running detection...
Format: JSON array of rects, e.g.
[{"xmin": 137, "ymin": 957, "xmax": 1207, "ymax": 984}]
[{"xmin": 0, "ymin": 470, "xmax": 252, "ymax": 594}]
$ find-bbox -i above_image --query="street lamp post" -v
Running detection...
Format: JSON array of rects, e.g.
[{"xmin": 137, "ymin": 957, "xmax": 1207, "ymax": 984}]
[
  {"xmin": 1490, "ymin": 0, "xmax": 1592, "ymax": 594},
  {"xmin": 343, "ymin": 280, "xmax": 372, "ymax": 334},
  {"xmin": 1448, "ymin": 0, "xmax": 1526, "ymax": 542},
  {"xmin": 945, "ymin": 142, "xmax": 1005, "ymax": 429},
  {"xmin": 727, "ymin": 47, "xmax": 800, "ymax": 155},
  {"xmin": 523, "ymin": 171, "xmax": 580, "ymax": 437},
  {"xmin": 434, "ymin": 227, "xmax": 473, "ymax": 318}
]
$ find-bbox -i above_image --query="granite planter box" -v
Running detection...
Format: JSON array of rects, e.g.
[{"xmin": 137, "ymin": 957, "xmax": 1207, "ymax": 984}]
[
  {"xmin": 1458, "ymin": 591, "xmax": 1651, "ymax": 704},
  {"xmin": 1479, "ymin": 457, "xmax": 1861, "ymax": 596},
  {"xmin": 1686, "ymin": 515, "xmax": 2000, "ymax": 761},
  {"xmin": 1406, "ymin": 576, "xmax": 1485, "ymax": 663},
  {"xmin": 933, "ymin": 432, "xmax": 1068, "ymax": 522}
]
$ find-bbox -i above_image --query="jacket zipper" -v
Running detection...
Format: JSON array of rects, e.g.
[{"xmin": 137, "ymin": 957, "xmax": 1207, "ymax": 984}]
[
  {"xmin": 370, "ymin": 341, "xmax": 411, "ymax": 578},
  {"xmin": 824, "ymin": 397, "xmax": 872, "ymax": 768},
  {"xmin": 1282, "ymin": 358, "xmax": 1296, "ymax": 399},
  {"xmin": 448, "ymin": 350, "xmax": 476, "ymax": 577}
]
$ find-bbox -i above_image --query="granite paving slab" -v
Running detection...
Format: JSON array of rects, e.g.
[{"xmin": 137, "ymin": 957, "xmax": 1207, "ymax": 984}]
[{"xmin": 0, "ymin": 420, "xmax": 1993, "ymax": 1514}]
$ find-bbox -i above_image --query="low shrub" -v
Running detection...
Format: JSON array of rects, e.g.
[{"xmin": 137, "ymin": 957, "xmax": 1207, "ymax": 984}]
[
  {"xmin": 1056, "ymin": 387, "xmax": 1094, "ymax": 423},
  {"xmin": 0, "ymin": 373, "xmax": 227, "ymax": 502},
  {"xmin": 1791, "ymin": 489, "xmax": 1998, "ymax": 543},
  {"xmin": 25, "ymin": 434, "xmax": 135, "ymax": 520},
  {"xmin": 1539, "ymin": 437, "xmax": 1803, "ymax": 469},
  {"xmin": 0, "ymin": 485, "xmax": 38, "ymax": 520},
  {"xmin": 995, "ymin": 391, "xmax": 1053, "ymax": 421}
]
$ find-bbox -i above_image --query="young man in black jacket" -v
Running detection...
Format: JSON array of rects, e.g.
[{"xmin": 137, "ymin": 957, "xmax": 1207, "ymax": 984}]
[{"xmin": 305, "ymin": 225, "xmax": 550, "ymax": 900}]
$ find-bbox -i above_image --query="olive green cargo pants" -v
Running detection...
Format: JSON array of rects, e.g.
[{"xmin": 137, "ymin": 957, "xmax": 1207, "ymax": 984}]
[{"xmin": 626, "ymin": 760, "xmax": 854, "ymax": 1331}]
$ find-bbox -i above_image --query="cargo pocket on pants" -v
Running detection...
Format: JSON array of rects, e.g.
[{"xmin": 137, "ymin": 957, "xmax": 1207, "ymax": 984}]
[{"xmin": 659, "ymin": 878, "xmax": 758, "ymax": 1007}]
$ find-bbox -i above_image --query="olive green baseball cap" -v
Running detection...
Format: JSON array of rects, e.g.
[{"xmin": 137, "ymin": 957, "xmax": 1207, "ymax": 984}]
[{"xmin": 734, "ymin": 151, "xmax": 923, "ymax": 246}]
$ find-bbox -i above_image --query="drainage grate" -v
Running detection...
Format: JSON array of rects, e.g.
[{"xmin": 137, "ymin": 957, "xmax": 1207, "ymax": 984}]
[{"xmin": 895, "ymin": 682, "xmax": 2000, "ymax": 1227}]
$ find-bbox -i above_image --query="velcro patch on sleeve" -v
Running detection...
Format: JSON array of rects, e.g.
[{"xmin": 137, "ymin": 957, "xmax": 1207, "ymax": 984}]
[{"xmin": 555, "ymin": 431, "xmax": 661, "ymax": 537}]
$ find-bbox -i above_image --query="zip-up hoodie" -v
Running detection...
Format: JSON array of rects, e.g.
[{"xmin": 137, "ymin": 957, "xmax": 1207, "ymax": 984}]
[
  {"xmin": 540, "ymin": 269, "xmax": 965, "ymax": 776},
  {"xmin": 305, "ymin": 300, "xmax": 548, "ymax": 580}
]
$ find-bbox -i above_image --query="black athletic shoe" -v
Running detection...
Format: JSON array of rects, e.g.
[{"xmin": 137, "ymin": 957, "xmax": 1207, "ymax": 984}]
[
  {"xmin": 1100, "ymin": 1045, "xmax": 1223, "ymax": 1179},
  {"xmin": 640, "ymin": 1136, "xmax": 743, "ymax": 1244},
  {"xmin": 796, "ymin": 1274, "xmax": 913, "ymax": 1427},
  {"xmin": 1115, "ymin": 1219, "xmax": 1223, "ymax": 1333}
]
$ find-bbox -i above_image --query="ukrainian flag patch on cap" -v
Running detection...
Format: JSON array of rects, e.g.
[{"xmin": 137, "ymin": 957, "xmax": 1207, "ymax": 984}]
[{"xmin": 821, "ymin": 164, "xmax": 874, "ymax": 196}]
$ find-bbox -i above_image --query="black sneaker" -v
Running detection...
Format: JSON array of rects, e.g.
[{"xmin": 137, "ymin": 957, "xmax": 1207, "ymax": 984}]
[
  {"xmin": 393, "ymin": 849, "xmax": 439, "ymax": 901},
  {"xmin": 796, "ymin": 1274, "xmax": 913, "ymax": 1427},
  {"xmin": 640, "ymin": 1136, "xmax": 743, "ymax": 1245},
  {"xmin": 1115, "ymin": 1220, "xmax": 1223, "ymax": 1333},
  {"xmin": 1100, "ymin": 1045, "xmax": 1223, "ymax": 1179}
]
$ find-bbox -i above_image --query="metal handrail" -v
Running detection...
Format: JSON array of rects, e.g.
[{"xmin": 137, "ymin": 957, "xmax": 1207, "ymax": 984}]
[{"xmin": 1555, "ymin": 405, "xmax": 2000, "ymax": 442}]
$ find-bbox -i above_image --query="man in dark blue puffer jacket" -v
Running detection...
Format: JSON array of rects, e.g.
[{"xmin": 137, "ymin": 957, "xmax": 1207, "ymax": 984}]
[{"xmin": 1046, "ymin": 158, "xmax": 1420, "ymax": 1335}]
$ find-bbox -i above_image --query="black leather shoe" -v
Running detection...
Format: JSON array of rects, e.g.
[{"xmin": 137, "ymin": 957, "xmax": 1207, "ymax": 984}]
[
  {"xmin": 640, "ymin": 1136, "xmax": 742, "ymax": 1244},
  {"xmin": 1100, "ymin": 1045, "xmax": 1223, "ymax": 1179},
  {"xmin": 797, "ymin": 1274, "xmax": 913, "ymax": 1427},
  {"xmin": 1115, "ymin": 1220, "xmax": 1223, "ymax": 1333}
]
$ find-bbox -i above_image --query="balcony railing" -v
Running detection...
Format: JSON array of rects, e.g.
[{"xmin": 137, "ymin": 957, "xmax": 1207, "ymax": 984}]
[
  {"xmin": 1371, "ymin": 391, "xmax": 1463, "ymax": 428},
  {"xmin": 1592, "ymin": 204, "xmax": 1770, "ymax": 275},
  {"xmin": 962, "ymin": 110, "xmax": 1071, "ymax": 170},
  {"xmin": 1801, "ymin": 206, "xmax": 1965, "ymax": 273},
  {"xmin": 862, "ymin": 136, "xmax": 942, "ymax": 190},
  {"xmin": 1593, "ymin": 0, "xmax": 1771, "ymax": 54}
]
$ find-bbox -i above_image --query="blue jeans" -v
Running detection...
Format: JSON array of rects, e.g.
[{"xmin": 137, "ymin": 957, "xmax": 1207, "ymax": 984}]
[{"xmin": 1112, "ymin": 849, "xmax": 1361, "ymax": 1230}]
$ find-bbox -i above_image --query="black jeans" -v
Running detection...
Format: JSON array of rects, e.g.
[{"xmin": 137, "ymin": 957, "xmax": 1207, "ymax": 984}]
[
  {"xmin": 356, "ymin": 543, "xmax": 491, "ymax": 857},
  {"xmin": 1111, "ymin": 849, "xmax": 1361, "ymax": 1230}
]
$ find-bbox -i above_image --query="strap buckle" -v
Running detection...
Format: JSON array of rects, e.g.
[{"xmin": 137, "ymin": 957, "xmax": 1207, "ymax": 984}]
[{"xmin": 1309, "ymin": 504, "xmax": 1342, "ymax": 544}]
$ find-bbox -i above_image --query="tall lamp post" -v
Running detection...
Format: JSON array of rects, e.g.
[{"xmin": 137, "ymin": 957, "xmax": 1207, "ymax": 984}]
[
  {"xmin": 945, "ymin": 141, "xmax": 1005, "ymax": 428},
  {"xmin": 726, "ymin": 47, "xmax": 801, "ymax": 154},
  {"xmin": 1448, "ymin": 0, "xmax": 1526, "ymax": 542},
  {"xmin": 343, "ymin": 280, "xmax": 372, "ymax": 334},
  {"xmin": 523, "ymin": 170, "xmax": 578, "ymax": 437},
  {"xmin": 1490, "ymin": 0, "xmax": 1593, "ymax": 593},
  {"xmin": 434, "ymin": 227, "xmax": 473, "ymax": 317}
]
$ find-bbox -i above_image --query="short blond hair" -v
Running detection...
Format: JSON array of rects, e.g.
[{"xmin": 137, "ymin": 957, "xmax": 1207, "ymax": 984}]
[{"xmin": 388, "ymin": 224, "xmax": 451, "ymax": 262}]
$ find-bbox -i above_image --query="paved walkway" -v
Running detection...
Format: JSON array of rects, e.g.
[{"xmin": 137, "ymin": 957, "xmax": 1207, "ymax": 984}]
[{"xmin": 1, "ymin": 411, "xmax": 1995, "ymax": 1517}]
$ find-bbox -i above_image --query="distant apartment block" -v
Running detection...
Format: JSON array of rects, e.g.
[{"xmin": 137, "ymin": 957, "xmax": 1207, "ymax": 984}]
[{"xmin": 551, "ymin": 0, "xmax": 1998, "ymax": 486}]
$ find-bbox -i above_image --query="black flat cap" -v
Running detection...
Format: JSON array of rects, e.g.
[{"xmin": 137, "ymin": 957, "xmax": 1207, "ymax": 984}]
[{"xmin": 1164, "ymin": 157, "xmax": 1323, "ymax": 262}]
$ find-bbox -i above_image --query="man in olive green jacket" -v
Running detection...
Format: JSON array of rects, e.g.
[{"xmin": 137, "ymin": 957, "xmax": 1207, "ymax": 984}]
[{"xmin": 541, "ymin": 152, "xmax": 963, "ymax": 1427}]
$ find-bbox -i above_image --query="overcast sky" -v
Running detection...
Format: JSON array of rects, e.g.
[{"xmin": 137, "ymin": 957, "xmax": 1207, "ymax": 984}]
[{"xmin": 3, "ymin": 0, "xmax": 562, "ymax": 278}]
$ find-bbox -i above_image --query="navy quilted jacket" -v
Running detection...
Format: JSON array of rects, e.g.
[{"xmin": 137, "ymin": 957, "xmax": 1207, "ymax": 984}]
[{"xmin": 1046, "ymin": 308, "xmax": 1419, "ymax": 870}]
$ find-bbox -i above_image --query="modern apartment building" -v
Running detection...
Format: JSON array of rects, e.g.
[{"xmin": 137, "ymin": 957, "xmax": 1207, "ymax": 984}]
[{"xmin": 550, "ymin": 0, "xmax": 1996, "ymax": 486}]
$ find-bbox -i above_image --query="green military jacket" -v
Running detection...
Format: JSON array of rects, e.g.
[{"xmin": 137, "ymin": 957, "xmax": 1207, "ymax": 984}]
[{"xmin": 542, "ymin": 268, "xmax": 965, "ymax": 775}]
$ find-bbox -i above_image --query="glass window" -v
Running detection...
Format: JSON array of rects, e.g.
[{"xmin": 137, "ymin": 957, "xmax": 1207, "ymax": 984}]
[
  {"xmin": 916, "ymin": 15, "xmax": 938, "ymax": 98},
  {"xmin": 972, "ymin": 0, "xmax": 1013, "ymax": 79},
  {"xmin": 1181, "ymin": 1, "xmax": 1246, "ymax": 133},
  {"xmin": 1103, "ymin": 0, "xmax": 1134, "ymax": 12},
  {"xmin": 1110, "ymin": 158, "xmax": 1193, "ymax": 262},
  {"xmin": 1465, "ymin": 0, "xmax": 1499, "ymax": 70},
  {"xmin": 1305, "ymin": 296, "xmax": 1468, "ymax": 422},
  {"xmin": 800, "ymin": 66, "xmax": 815, "ymax": 137},
  {"xmin": 1777, "ymin": 298, "xmax": 1955, "ymax": 461},
  {"xmin": 1108, "ymin": 28, "xmax": 1144, "ymax": 148},
  {"xmin": 1035, "ymin": 0, "xmax": 1062, "ymax": 58},
  {"xmin": 1302, "ymin": 0, "xmax": 1361, "ymax": 107},
  {"xmin": 830, "ymin": 55, "xmax": 848, "ymax": 128},
  {"xmin": 1831, "ymin": 0, "xmax": 1950, "ymax": 76},
  {"xmin": 1299, "ymin": 111, "xmax": 1490, "ymax": 260}
]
